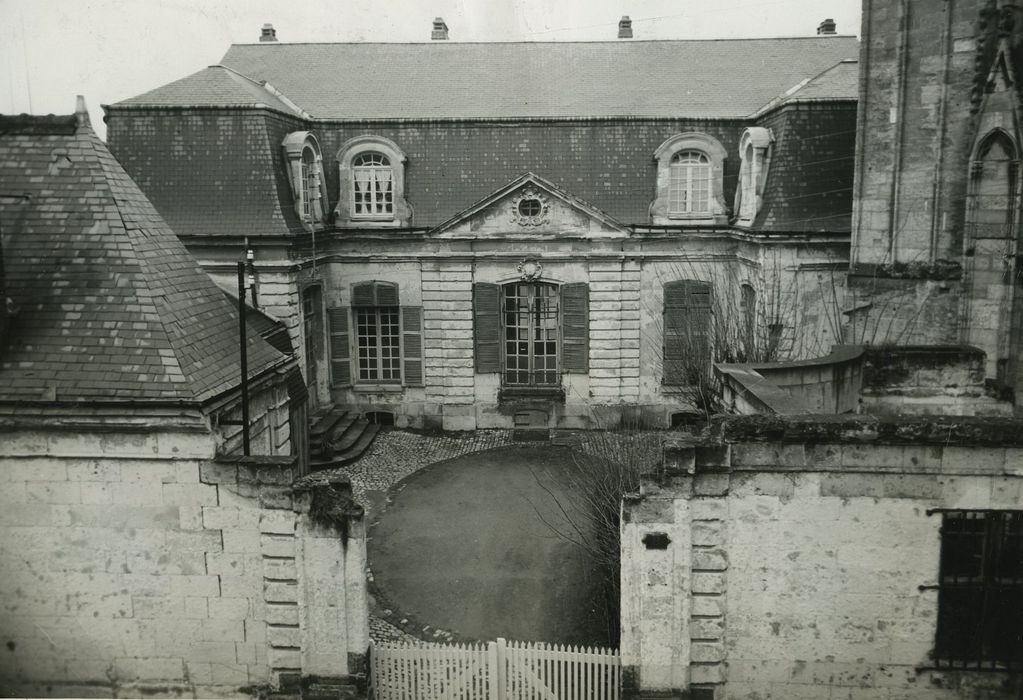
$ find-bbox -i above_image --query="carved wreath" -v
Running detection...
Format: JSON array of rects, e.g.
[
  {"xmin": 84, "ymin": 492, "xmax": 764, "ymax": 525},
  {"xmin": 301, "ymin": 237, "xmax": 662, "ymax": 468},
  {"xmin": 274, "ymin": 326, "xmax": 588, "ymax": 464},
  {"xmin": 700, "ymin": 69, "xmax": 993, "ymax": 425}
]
[
  {"xmin": 517, "ymin": 258, "xmax": 543, "ymax": 281},
  {"xmin": 510, "ymin": 188, "xmax": 551, "ymax": 227}
]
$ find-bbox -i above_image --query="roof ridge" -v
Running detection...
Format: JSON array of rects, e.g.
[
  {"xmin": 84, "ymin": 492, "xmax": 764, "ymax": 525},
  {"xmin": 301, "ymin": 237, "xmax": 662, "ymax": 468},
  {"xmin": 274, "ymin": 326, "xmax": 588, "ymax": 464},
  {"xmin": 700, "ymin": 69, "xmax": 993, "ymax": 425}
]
[{"xmin": 227, "ymin": 35, "xmax": 858, "ymax": 46}]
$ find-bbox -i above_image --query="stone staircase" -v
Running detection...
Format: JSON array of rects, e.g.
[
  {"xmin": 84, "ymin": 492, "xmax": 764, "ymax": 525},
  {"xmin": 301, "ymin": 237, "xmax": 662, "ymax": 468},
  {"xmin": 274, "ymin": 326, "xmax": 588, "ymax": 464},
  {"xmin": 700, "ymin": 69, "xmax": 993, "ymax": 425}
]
[{"xmin": 309, "ymin": 406, "xmax": 380, "ymax": 471}]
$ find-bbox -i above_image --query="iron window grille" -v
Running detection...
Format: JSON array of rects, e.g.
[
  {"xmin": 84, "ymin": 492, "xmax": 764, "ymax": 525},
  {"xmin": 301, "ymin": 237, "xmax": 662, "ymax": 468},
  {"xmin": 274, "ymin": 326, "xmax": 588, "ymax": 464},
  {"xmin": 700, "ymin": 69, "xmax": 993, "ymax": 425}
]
[{"xmin": 931, "ymin": 509, "xmax": 1023, "ymax": 671}]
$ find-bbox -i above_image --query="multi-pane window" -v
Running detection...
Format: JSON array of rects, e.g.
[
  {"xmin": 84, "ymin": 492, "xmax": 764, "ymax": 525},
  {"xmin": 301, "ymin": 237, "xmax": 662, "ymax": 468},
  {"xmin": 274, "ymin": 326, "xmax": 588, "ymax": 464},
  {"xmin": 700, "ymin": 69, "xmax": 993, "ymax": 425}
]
[
  {"xmin": 934, "ymin": 510, "xmax": 1023, "ymax": 670},
  {"xmin": 668, "ymin": 151, "xmax": 711, "ymax": 215},
  {"xmin": 504, "ymin": 282, "xmax": 559, "ymax": 386},
  {"xmin": 300, "ymin": 148, "xmax": 318, "ymax": 221},
  {"xmin": 352, "ymin": 152, "xmax": 394, "ymax": 218},
  {"xmin": 355, "ymin": 307, "xmax": 401, "ymax": 383}
]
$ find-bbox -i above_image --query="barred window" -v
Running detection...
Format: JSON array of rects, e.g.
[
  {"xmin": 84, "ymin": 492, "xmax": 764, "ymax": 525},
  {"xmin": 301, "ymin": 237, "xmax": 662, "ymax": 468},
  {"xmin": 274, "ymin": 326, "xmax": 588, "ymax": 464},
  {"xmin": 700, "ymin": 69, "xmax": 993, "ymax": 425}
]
[
  {"xmin": 668, "ymin": 151, "xmax": 711, "ymax": 215},
  {"xmin": 352, "ymin": 152, "xmax": 394, "ymax": 218},
  {"xmin": 933, "ymin": 510, "xmax": 1023, "ymax": 670}
]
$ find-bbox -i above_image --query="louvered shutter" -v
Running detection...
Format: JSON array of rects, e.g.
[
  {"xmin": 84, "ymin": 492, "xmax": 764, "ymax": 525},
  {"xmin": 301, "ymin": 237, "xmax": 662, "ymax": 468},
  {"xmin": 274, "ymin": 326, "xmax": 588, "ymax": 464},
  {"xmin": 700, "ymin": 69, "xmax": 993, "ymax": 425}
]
[
  {"xmin": 561, "ymin": 283, "xmax": 589, "ymax": 373},
  {"xmin": 401, "ymin": 306, "xmax": 424, "ymax": 386},
  {"xmin": 376, "ymin": 282, "xmax": 399, "ymax": 307},
  {"xmin": 663, "ymin": 280, "xmax": 712, "ymax": 385},
  {"xmin": 352, "ymin": 282, "xmax": 375, "ymax": 306},
  {"xmin": 473, "ymin": 283, "xmax": 501, "ymax": 373},
  {"xmin": 328, "ymin": 307, "xmax": 352, "ymax": 386}
]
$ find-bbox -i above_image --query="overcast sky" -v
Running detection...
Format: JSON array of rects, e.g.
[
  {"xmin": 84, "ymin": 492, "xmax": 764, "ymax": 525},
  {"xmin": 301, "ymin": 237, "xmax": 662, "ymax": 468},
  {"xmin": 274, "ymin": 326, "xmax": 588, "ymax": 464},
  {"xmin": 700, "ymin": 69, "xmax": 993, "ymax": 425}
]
[{"xmin": 1, "ymin": 0, "xmax": 860, "ymax": 141}]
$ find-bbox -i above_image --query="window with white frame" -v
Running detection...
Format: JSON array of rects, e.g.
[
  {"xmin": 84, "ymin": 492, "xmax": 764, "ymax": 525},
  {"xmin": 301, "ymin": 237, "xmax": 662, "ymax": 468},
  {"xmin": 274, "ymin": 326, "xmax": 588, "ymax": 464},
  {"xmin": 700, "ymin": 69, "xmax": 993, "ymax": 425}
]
[
  {"xmin": 651, "ymin": 132, "xmax": 728, "ymax": 225},
  {"xmin": 335, "ymin": 136, "xmax": 411, "ymax": 227},
  {"xmin": 352, "ymin": 152, "xmax": 394, "ymax": 218},
  {"xmin": 282, "ymin": 131, "xmax": 326, "ymax": 226},
  {"xmin": 669, "ymin": 151, "xmax": 712, "ymax": 215},
  {"xmin": 355, "ymin": 306, "xmax": 401, "ymax": 383}
]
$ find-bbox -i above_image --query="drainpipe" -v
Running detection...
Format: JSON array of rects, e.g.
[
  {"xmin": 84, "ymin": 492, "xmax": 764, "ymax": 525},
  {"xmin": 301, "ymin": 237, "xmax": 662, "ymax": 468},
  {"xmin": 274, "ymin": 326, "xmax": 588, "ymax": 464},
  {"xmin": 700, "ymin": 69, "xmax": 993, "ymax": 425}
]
[{"xmin": 238, "ymin": 261, "xmax": 251, "ymax": 456}]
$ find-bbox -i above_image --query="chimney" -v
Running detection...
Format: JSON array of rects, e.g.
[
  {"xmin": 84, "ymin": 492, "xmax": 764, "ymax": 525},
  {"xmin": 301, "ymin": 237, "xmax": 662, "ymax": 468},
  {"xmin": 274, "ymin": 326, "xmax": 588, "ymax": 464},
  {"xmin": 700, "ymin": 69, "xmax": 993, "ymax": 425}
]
[
  {"xmin": 817, "ymin": 18, "xmax": 837, "ymax": 35},
  {"xmin": 618, "ymin": 16, "xmax": 633, "ymax": 39},
  {"xmin": 432, "ymin": 17, "xmax": 449, "ymax": 40},
  {"xmin": 260, "ymin": 23, "xmax": 278, "ymax": 42}
]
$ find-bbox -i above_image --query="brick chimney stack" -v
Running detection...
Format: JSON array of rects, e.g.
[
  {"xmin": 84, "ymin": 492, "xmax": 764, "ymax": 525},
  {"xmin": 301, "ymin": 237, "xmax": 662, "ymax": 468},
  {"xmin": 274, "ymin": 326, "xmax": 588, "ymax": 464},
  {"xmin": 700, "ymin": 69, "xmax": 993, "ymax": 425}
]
[
  {"xmin": 260, "ymin": 23, "xmax": 278, "ymax": 42},
  {"xmin": 432, "ymin": 17, "xmax": 449, "ymax": 40},
  {"xmin": 618, "ymin": 16, "xmax": 633, "ymax": 39},
  {"xmin": 817, "ymin": 18, "xmax": 837, "ymax": 35}
]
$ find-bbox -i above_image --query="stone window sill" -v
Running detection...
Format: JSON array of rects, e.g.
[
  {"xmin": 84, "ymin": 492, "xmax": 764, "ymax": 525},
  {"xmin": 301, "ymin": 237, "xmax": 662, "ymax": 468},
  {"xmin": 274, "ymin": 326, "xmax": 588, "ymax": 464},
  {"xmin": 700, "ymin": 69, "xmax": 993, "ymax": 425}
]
[{"xmin": 352, "ymin": 384, "xmax": 403, "ymax": 393}]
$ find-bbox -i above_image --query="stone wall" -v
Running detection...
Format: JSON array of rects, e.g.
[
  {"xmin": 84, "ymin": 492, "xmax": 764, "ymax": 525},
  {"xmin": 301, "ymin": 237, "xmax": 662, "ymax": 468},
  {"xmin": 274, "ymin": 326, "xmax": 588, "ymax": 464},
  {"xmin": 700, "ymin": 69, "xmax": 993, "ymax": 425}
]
[
  {"xmin": 860, "ymin": 344, "xmax": 1010, "ymax": 415},
  {"xmin": 621, "ymin": 415, "xmax": 1023, "ymax": 699},
  {"xmin": 0, "ymin": 429, "xmax": 368, "ymax": 698}
]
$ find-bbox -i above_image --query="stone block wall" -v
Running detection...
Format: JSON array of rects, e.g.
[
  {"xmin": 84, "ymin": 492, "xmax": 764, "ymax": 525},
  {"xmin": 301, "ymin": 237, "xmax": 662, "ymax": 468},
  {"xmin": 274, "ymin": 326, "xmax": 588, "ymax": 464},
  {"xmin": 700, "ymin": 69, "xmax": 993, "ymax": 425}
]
[
  {"xmin": 0, "ymin": 429, "xmax": 368, "ymax": 698},
  {"xmin": 621, "ymin": 415, "xmax": 1023, "ymax": 700}
]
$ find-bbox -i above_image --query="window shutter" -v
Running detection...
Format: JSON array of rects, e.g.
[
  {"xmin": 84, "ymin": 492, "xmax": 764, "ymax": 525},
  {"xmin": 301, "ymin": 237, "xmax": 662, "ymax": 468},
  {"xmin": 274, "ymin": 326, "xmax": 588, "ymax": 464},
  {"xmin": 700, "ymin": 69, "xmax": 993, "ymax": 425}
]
[
  {"xmin": 473, "ymin": 283, "xmax": 501, "ymax": 373},
  {"xmin": 401, "ymin": 306, "xmax": 424, "ymax": 386},
  {"xmin": 376, "ymin": 282, "xmax": 399, "ymax": 307},
  {"xmin": 328, "ymin": 307, "xmax": 352, "ymax": 386},
  {"xmin": 663, "ymin": 280, "xmax": 712, "ymax": 385},
  {"xmin": 352, "ymin": 282, "xmax": 375, "ymax": 307},
  {"xmin": 561, "ymin": 283, "xmax": 589, "ymax": 373}
]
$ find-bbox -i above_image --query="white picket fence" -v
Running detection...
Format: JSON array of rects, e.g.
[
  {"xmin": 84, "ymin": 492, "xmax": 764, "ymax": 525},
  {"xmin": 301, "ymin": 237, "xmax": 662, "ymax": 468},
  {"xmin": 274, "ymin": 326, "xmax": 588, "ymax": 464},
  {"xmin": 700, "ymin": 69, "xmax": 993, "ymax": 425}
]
[{"xmin": 370, "ymin": 637, "xmax": 621, "ymax": 700}]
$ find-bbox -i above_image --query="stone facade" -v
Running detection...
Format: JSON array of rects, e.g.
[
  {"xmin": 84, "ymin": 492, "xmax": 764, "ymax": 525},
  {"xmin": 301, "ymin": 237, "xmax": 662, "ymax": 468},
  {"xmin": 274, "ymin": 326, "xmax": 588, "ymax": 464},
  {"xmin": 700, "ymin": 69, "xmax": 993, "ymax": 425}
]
[
  {"xmin": 621, "ymin": 415, "xmax": 1023, "ymax": 699},
  {"xmin": 853, "ymin": 0, "xmax": 1023, "ymax": 398},
  {"xmin": 0, "ymin": 429, "xmax": 368, "ymax": 698}
]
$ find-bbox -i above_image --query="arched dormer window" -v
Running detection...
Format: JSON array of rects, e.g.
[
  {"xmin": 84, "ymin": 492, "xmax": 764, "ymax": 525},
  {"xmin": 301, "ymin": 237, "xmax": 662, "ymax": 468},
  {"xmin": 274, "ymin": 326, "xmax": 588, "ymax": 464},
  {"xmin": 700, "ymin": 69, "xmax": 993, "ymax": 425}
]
[
  {"xmin": 282, "ymin": 131, "xmax": 328, "ymax": 227},
  {"xmin": 651, "ymin": 132, "xmax": 728, "ymax": 225},
  {"xmin": 669, "ymin": 151, "xmax": 711, "ymax": 215},
  {"xmin": 335, "ymin": 136, "xmax": 411, "ymax": 227},
  {"xmin": 734, "ymin": 127, "xmax": 774, "ymax": 226}
]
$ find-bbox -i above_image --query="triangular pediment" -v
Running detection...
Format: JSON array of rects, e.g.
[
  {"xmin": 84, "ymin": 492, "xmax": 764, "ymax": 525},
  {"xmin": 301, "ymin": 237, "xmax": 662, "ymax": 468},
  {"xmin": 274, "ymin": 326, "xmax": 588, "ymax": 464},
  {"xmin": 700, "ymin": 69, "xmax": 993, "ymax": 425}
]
[{"xmin": 430, "ymin": 172, "xmax": 629, "ymax": 237}]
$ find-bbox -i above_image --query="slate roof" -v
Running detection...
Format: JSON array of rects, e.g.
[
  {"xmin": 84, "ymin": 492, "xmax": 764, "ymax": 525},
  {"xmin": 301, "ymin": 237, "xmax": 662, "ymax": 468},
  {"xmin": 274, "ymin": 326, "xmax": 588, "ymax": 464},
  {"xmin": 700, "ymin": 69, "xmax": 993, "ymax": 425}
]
[
  {"xmin": 0, "ymin": 108, "xmax": 288, "ymax": 405},
  {"xmin": 116, "ymin": 65, "xmax": 304, "ymax": 116},
  {"xmin": 114, "ymin": 37, "xmax": 858, "ymax": 119}
]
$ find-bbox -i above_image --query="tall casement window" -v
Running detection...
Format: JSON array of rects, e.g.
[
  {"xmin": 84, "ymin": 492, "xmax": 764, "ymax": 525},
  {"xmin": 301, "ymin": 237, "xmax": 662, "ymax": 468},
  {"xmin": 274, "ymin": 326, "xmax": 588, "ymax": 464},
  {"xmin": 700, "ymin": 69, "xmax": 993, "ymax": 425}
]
[
  {"xmin": 933, "ymin": 510, "xmax": 1023, "ymax": 670},
  {"xmin": 669, "ymin": 151, "xmax": 711, "ymax": 215},
  {"xmin": 352, "ymin": 152, "xmax": 394, "ymax": 218},
  {"xmin": 503, "ymin": 282, "xmax": 560, "ymax": 386},
  {"xmin": 739, "ymin": 283, "xmax": 756, "ymax": 360},
  {"xmin": 473, "ymin": 280, "xmax": 588, "ymax": 387},
  {"xmin": 651, "ymin": 132, "xmax": 728, "ymax": 225},
  {"xmin": 326, "ymin": 281, "xmax": 423, "ymax": 388},
  {"xmin": 334, "ymin": 136, "xmax": 411, "ymax": 227},
  {"xmin": 662, "ymin": 280, "xmax": 713, "ymax": 385},
  {"xmin": 282, "ymin": 131, "xmax": 327, "ymax": 226},
  {"xmin": 301, "ymin": 148, "xmax": 318, "ymax": 220}
]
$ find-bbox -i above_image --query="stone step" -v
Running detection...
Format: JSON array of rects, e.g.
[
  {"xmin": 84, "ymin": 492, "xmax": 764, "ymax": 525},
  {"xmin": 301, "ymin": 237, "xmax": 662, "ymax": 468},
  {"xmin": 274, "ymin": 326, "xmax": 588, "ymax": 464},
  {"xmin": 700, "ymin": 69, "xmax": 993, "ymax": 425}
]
[
  {"xmin": 310, "ymin": 423, "xmax": 381, "ymax": 471},
  {"xmin": 310, "ymin": 407, "xmax": 348, "ymax": 441}
]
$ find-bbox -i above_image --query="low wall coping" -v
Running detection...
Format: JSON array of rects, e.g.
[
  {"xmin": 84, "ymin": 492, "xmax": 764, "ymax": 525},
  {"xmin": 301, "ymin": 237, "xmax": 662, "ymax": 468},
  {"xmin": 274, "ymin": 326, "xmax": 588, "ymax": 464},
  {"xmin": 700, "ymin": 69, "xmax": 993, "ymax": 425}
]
[{"xmin": 717, "ymin": 413, "xmax": 1023, "ymax": 446}]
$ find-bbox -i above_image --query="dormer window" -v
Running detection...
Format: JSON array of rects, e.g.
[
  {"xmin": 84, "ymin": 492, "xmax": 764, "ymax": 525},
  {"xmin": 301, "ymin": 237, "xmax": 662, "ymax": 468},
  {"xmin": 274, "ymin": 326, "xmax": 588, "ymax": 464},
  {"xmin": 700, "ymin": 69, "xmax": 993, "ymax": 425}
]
[
  {"xmin": 669, "ymin": 151, "xmax": 711, "ymax": 215},
  {"xmin": 734, "ymin": 127, "xmax": 774, "ymax": 226},
  {"xmin": 651, "ymin": 132, "xmax": 728, "ymax": 225},
  {"xmin": 335, "ymin": 136, "xmax": 412, "ymax": 227},
  {"xmin": 352, "ymin": 152, "xmax": 394, "ymax": 218},
  {"xmin": 282, "ymin": 131, "xmax": 327, "ymax": 227}
]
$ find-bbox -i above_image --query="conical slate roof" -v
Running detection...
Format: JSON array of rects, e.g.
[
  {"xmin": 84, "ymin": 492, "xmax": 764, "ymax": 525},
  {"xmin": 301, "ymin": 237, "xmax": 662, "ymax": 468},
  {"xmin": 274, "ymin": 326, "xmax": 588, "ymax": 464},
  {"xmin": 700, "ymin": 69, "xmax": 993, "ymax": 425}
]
[{"xmin": 0, "ymin": 105, "xmax": 286, "ymax": 404}]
